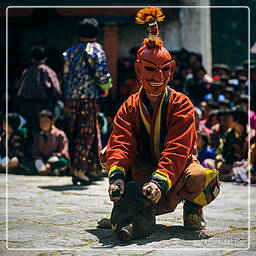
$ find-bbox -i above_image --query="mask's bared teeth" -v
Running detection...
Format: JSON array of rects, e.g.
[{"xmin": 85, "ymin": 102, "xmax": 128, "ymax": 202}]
[{"xmin": 150, "ymin": 82, "xmax": 164, "ymax": 87}]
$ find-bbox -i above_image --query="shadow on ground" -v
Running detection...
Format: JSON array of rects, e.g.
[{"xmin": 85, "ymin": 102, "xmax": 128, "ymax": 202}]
[
  {"xmin": 38, "ymin": 184, "xmax": 90, "ymax": 191},
  {"xmin": 86, "ymin": 224, "xmax": 211, "ymax": 248}
]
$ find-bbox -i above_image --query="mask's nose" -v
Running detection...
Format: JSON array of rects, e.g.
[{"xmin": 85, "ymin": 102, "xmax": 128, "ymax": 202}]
[{"xmin": 154, "ymin": 69, "xmax": 163, "ymax": 82}]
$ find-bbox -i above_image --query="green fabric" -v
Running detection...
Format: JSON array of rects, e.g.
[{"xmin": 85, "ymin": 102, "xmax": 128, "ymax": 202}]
[
  {"xmin": 99, "ymin": 78, "xmax": 113, "ymax": 89},
  {"xmin": 19, "ymin": 157, "xmax": 37, "ymax": 175},
  {"xmin": 51, "ymin": 157, "xmax": 69, "ymax": 170}
]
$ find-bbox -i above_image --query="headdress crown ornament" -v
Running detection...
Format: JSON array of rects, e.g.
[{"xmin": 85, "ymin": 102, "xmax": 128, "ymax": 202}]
[{"xmin": 136, "ymin": 7, "xmax": 165, "ymax": 48}]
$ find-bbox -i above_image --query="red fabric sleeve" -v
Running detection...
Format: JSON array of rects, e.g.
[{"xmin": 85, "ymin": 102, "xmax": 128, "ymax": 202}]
[
  {"xmin": 156, "ymin": 93, "xmax": 197, "ymax": 187},
  {"xmin": 106, "ymin": 97, "xmax": 138, "ymax": 173}
]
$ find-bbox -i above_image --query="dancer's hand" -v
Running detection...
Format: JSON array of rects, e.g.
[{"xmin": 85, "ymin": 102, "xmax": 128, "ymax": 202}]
[
  {"xmin": 142, "ymin": 182, "xmax": 161, "ymax": 203},
  {"xmin": 108, "ymin": 179, "xmax": 124, "ymax": 201}
]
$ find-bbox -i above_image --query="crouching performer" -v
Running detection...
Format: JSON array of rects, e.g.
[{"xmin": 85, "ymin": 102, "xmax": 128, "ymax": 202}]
[{"xmin": 98, "ymin": 7, "xmax": 220, "ymax": 242}]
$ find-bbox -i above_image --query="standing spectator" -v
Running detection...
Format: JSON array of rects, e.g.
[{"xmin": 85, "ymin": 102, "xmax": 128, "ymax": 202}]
[
  {"xmin": 32, "ymin": 110, "xmax": 69, "ymax": 176},
  {"xmin": 17, "ymin": 46, "xmax": 61, "ymax": 142},
  {"xmin": 63, "ymin": 18, "xmax": 112, "ymax": 185}
]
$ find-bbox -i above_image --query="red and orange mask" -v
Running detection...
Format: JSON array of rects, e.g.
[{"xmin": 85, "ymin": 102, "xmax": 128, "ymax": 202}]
[{"xmin": 135, "ymin": 45, "xmax": 176, "ymax": 96}]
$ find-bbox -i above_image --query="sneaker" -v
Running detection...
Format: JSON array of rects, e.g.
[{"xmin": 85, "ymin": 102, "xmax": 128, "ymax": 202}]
[{"xmin": 97, "ymin": 217, "xmax": 111, "ymax": 229}]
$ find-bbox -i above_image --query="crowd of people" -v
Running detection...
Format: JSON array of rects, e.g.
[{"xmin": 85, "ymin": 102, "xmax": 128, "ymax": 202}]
[{"xmin": 0, "ymin": 18, "xmax": 255, "ymax": 186}]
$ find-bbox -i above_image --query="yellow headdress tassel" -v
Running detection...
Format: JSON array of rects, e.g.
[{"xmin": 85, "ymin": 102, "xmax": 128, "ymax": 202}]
[{"xmin": 136, "ymin": 7, "xmax": 165, "ymax": 48}]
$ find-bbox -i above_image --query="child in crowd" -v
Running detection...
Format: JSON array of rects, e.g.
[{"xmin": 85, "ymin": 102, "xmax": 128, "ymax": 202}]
[
  {"xmin": 196, "ymin": 130, "xmax": 216, "ymax": 169},
  {"xmin": 215, "ymin": 107, "xmax": 248, "ymax": 181},
  {"xmin": 0, "ymin": 113, "xmax": 29, "ymax": 172},
  {"xmin": 32, "ymin": 109, "xmax": 70, "ymax": 175},
  {"xmin": 250, "ymin": 136, "xmax": 256, "ymax": 184},
  {"xmin": 210, "ymin": 109, "xmax": 233, "ymax": 151}
]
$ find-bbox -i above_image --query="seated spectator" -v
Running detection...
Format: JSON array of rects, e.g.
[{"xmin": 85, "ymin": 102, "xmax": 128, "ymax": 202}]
[
  {"xmin": 237, "ymin": 76, "xmax": 248, "ymax": 94},
  {"xmin": 196, "ymin": 131, "xmax": 216, "ymax": 169},
  {"xmin": 0, "ymin": 113, "xmax": 32, "ymax": 173},
  {"xmin": 237, "ymin": 94, "xmax": 249, "ymax": 112},
  {"xmin": 223, "ymin": 86, "xmax": 235, "ymax": 107},
  {"xmin": 210, "ymin": 109, "xmax": 232, "ymax": 150},
  {"xmin": 199, "ymin": 109, "xmax": 219, "ymax": 137},
  {"xmin": 212, "ymin": 63, "xmax": 231, "ymax": 78},
  {"xmin": 32, "ymin": 110, "xmax": 70, "ymax": 175},
  {"xmin": 250, "ymin": 136, "xmax": 256, "ymax": 184},
  {"xmin": 233, "ymin": 65, "xmax": 246, "ymax": 78},
  {"xmin": 219, "ymin": 99, "xmax": 231, "ymax": 109},
  {"xmin": 215, "ymin": 107, "xmax": 248, "ymax": 181}
]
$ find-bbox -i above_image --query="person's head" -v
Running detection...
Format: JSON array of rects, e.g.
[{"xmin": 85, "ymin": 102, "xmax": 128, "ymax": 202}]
[
  {"xmin": 78, "ymin": 18, "xmax": 99, "ymax": 39},
  {"xmin": 193, "ymin": 66, "xmax": 206, "ymax": 81},
  {"xmin": 38, "ymin": 109, "xmax": 54, "ymax": 133},
  {"xmin": 238, "ymin": 94, "xmax": 249, "ymax": 111},
  {"xmin": 238, "ymin": 76, "xmax": 247, "ymax": 89},
  {"xmin": 129, "ymin": 46, "xmax": 139, "ymax": 59},
  {"xmin": 234, "ymin": 65, "xmax": 246, "ymax": 78},
  {"xmin": 134, "ymin": 8, "xmax": 176, "ymax": 97},
  {"xmin": 217, "ymin": 109, "xmax": 232, "ymax": 130},
  {"xmin": 212, "ymin": 64, "xmax": 231, "ymax": 77},
  {"xmin": 206, "ymin": 110, "xmax": 219, "ymax": 128},
  {"xmin": 197, "ymin": 131, "xmax": 209, "ymax": 149},
  {"xmin": 31, "ymin": 46, "xmax": 47, "ymax": 61},
  {"xmin": 188, "ymin": 52, "xmax": 202, "ymax": 67},
  {"xmin": 3, "ymin": 113, "xmax": 20, "ymax": 134},
  {"xmin": 211, "ymin": 81, "xmax": 222, "ymax": 95},
  {"xmin": 219, "ymin": 99, "xmax": 230, "ymax": 109},
  {"xmin": 223, "ymin": 86, "xmax": 234, "ymax": 100},
  {"xmin": 230, "ymin": 107, "xmax": 248, "ymax": 128}
]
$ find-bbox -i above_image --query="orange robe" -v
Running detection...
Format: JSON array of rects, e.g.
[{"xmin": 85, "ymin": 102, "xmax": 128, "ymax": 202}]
[
  {"xmin": 106, "ymin": 87, "xmax": 220, "ymax": 215},
  {"xmin": 107, "ymin": 87, "xmax": 196, "ymax": 191}
]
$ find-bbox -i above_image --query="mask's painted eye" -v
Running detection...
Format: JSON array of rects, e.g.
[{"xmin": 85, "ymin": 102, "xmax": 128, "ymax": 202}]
[
  {"xmin": 144, "ymin": 66, "xmax": 155, "ymax": 71},
  {"xmin": 161, "ymin": 67, "xmax": 170, "ymax": 71}
]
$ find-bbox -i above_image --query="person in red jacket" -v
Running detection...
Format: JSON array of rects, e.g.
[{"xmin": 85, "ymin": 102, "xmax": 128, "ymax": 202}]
[{"xmin": 100, "ymin": 8, "xmax": 220, "ymax": 231}]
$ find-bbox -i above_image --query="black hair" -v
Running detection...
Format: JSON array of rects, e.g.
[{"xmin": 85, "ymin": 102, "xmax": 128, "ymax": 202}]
[
  {"xmin": 212, "ymin": 63, "xmax": 231, "ymax": 74},
  {"xmin": 129, "ymin": 46, "xmax": 139, "ymax": 56},
  {"xmin": 230, "ymin": 107, "xmax": 248, "ymax": 127},
  {"xmin": 189, "ymin": 52, "xmax": 202, "ymax": 63},
  {"xmin": 238, "ymin": 94, "xmax": 249, "ymax": 105},
  {"xmin": 208, "ymin": 109, "xmax": 219, "ymax": 120},
  {"xmin": 38, "ymin": 109, "xmax": 54, "ymax": 120},
  {"xmin": 4, "ymin": 113, "xmax": 20, "ymax": 130},
  {"xmin": 197, "ymin": 130, "xmax": 209, "ymax": 146},
  {"xmin": 207, "ymin": 102, "xmax": 220, "ymax": 110},
  {"xmin": 31, "ymin": 46, "xmax": 47, "ymax": 60},
  {"xmin": 78, "ymin": 18, "xmax": 99, "ymax": 38},
  {"xmin": 217, "ymin": 108, "xmax": 231, "ymax": 118},
  {"xmin": 211, "ymin": 81, "xmax": 222, "ymax": 92}
]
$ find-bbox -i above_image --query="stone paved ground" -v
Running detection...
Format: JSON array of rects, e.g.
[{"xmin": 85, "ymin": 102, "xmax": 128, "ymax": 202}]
[{"xmin": 0, "ymin": 173, "xmax": 255, "ymax": 256}]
